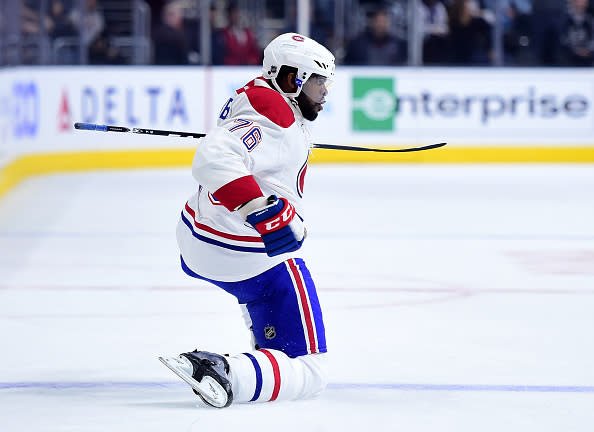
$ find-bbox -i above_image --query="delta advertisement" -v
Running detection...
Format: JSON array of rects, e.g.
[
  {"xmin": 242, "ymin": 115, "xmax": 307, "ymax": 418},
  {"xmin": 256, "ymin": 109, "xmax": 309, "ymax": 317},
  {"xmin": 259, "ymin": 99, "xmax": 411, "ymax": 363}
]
[
  {"xmin": 0, "ymin": 67, "xmax": 207, "ymax": 157},
  {"xmin": 1, "ymin": 66, "xmax": 593, "ymax": 162}
]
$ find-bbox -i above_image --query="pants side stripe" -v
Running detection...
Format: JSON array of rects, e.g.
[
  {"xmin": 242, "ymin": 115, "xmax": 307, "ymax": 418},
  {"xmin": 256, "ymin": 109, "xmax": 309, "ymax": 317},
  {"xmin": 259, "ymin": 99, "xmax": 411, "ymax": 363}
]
[{"xmin": 287, "ymin": 259, "xmax": 317, "ymax": 354}]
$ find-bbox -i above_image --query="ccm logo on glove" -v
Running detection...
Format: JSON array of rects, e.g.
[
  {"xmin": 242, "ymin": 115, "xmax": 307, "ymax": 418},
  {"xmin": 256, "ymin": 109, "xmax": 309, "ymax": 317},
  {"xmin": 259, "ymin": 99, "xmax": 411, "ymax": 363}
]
[
  {"xmin": 252, "ymin": 201, "xmax": 295, "ymax": 233},
  {"xmin": 243, "ymin": 196, "xmax": 305, "ymax": 257}
]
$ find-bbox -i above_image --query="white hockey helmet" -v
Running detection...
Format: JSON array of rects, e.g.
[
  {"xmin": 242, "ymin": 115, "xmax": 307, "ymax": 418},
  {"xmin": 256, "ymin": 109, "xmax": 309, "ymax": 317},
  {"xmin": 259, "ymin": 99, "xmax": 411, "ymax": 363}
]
[{"xmin": 262, "ymin": 33, "xmax": 335, "ymax": 98}]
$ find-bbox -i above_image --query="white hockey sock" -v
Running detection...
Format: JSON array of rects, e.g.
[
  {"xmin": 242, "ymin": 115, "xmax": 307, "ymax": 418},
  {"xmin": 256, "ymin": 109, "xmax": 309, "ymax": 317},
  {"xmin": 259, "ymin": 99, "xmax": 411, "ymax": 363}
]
[{"xmin": 226, "ymin": 349, "xmax": 328, "ymax": 403}]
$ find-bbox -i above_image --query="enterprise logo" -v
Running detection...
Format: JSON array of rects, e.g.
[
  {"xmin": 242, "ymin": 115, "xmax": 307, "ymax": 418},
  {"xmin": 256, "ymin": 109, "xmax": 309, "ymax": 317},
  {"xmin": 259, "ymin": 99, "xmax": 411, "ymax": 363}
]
[{"xmin": 352, "ymin": 77, "xmax": 590, "ymax": 131}]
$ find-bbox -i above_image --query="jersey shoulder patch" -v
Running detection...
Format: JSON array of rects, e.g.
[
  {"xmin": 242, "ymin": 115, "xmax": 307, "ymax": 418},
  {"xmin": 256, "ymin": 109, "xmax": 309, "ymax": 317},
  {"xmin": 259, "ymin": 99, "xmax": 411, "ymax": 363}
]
[{"xmin": 237, "ymin": 84, "xmax": 295, "ymax": 128}]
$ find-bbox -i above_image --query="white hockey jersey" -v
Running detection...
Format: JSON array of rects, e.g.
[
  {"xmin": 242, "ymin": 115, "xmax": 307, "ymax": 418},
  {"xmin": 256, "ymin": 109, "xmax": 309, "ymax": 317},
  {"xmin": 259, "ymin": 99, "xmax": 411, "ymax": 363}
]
[{"xmin": 176, "ymin": 77, "xmax": 312, "ymax": 281}]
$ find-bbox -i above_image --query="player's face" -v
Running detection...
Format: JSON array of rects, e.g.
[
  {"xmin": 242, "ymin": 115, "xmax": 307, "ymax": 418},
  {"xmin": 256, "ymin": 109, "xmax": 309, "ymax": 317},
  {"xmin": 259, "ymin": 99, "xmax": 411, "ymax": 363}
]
[{"xmin": 297, "ymin": 74, "xmax": 332, "ymax": 121}]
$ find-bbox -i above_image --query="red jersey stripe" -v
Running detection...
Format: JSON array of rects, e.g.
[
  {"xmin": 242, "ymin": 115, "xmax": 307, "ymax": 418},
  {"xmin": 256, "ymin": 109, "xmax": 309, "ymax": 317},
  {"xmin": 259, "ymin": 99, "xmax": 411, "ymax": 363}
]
[{"xmin": 184, "ymin": 203, "xmax": 263, "ymax": 243}]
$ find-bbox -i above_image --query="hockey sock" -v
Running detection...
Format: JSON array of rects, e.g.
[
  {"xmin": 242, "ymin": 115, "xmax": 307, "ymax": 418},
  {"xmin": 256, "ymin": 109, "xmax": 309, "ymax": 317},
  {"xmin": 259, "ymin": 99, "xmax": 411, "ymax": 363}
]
[{"xmin": 226, "ymin": 349, "xmax": 328, "ymax": 403}]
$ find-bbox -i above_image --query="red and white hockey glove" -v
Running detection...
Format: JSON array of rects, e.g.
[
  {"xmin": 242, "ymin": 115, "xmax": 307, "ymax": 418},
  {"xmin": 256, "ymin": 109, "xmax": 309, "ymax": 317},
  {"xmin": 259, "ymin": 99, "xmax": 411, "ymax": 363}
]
[{"xmin": 240, "ymin": 196, "xmax": 305, "ymax": 257}]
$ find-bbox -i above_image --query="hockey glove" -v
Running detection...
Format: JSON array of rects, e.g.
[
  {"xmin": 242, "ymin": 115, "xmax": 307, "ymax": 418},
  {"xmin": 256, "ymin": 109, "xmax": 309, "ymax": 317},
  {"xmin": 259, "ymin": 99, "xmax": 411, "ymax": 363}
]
[{"xmin": 242, "ymin": 196, "xmax": 305, "ymax": 257}]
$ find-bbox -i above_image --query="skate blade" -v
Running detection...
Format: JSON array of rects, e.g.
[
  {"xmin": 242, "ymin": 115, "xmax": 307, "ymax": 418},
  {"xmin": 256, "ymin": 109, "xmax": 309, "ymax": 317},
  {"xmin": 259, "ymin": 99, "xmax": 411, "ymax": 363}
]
[{"xmin": 158, "ymin": 356, "xmax": 228, "ymax": 408}]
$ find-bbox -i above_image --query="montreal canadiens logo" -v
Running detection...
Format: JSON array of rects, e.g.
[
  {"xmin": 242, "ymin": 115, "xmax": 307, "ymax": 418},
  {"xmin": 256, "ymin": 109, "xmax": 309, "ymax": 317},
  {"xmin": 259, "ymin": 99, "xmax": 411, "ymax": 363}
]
[
  {"xmin": 292, "ymin": 35, "xmax": 305, "ymax": 42},
  {"xmin": 297, "ymin": 159, "xmax": 308, "ymax": 197}
]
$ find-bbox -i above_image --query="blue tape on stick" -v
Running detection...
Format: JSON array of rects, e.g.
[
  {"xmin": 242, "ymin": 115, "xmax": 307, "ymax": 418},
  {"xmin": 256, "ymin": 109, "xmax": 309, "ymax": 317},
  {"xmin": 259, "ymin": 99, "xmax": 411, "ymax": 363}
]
[{"xmin": 74, "ymin": 123, "xmax": 107, "ymax": 131}]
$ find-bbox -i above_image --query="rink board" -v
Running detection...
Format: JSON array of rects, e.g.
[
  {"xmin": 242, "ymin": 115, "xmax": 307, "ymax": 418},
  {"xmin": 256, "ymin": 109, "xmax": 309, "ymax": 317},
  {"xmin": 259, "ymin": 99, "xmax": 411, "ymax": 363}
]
[{"xmin": 1, "ymin": 66, "xmax": 594, "ymax": 198}]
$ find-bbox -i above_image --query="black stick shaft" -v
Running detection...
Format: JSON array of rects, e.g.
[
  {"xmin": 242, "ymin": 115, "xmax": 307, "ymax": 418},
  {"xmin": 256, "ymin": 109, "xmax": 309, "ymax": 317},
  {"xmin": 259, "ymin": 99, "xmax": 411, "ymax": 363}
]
[
  {"xmin": 74, "ymin": 123, "xmax": 446, "ymax": 152},
  {"xmin": 312, "ymin": 142, "xmax": 446, "ymax": 152},
  {"xmin": 131, "ymin": 128, "xmax": 206, "ymax": 139}
]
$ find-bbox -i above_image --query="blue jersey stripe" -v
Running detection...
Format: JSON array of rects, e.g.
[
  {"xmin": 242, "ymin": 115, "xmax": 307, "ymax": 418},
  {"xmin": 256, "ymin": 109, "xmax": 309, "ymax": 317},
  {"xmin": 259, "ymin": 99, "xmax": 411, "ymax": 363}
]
[
  {"xmin": 180, "ymin": 212, "xmax": 266, "ymax": 253},
  {"xmin": 243, "ymin": 353, "xmax": 263, "ymax": 401}
]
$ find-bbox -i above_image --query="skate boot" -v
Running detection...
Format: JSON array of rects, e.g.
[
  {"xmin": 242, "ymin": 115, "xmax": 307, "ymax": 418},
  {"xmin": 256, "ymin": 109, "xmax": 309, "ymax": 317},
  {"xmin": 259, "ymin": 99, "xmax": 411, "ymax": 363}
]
[{"xmin": 159, "ymin": 350, "xmax": 233, "ymax": 408}]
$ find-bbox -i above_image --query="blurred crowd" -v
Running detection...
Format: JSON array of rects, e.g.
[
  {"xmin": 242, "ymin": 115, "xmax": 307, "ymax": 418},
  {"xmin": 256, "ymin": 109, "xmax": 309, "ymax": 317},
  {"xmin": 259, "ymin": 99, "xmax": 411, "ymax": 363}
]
[
  {"xmin": 152, "ymin": 0, "xmax": 262, "ymax": 65},
  {"xmin": 19, "ymin": 0, "xmax": 125, "ymax": 64},
  {"xmin": 150, "ymin": 0, "xmax": 594, "ymax": 67},
  {"xmin": 344, "ymin": 0, "xmax": 594, "ymax": 66},
  {"xmin": 9, "ymin": 0, "xmax": 594, "ymax": 67}
]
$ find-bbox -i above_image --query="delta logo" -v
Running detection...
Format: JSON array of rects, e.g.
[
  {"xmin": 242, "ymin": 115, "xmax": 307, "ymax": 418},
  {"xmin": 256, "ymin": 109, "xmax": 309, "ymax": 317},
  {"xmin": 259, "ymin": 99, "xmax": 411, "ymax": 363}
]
[{"xmin": 57, "ymin": 85, "xmax": 190, "ymax": 133}]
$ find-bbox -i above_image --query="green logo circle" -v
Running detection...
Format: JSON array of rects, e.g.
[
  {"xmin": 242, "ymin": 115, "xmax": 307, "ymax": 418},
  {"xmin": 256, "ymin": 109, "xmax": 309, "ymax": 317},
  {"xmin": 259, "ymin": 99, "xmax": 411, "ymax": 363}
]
[{"xmin": 355, "ymin": 89, "xmax": 395, "ymax": 121}]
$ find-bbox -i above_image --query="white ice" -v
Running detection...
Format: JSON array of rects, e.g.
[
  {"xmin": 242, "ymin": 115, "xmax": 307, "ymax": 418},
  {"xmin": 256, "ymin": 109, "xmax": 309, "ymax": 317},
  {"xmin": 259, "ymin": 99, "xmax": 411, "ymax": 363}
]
[{"xmin": 1, "ymin": 164, "xmax": 593, "ymax": 432}]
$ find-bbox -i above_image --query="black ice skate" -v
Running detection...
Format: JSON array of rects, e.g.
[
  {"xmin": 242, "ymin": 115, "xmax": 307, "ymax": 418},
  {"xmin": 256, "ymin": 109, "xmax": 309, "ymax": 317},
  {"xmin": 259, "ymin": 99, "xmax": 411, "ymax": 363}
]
[{"xmin": 159, "ymin": 350, "xmax": 233, "ymax": 408}]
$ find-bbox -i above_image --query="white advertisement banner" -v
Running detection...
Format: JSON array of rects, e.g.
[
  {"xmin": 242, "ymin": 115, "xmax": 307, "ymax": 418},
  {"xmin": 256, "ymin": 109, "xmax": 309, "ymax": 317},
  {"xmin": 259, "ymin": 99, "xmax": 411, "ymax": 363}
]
[
  {"xmin": 164, "ymin": 67, "xmax": 594, "ymax": 146},
  {"xmin": 308, "ymin": 68, "xmax": 594, "ymax": 145},
  {"xmin": 1, "ymin": 66, "xmax": 593, "ymax": 163},
  {"xmin": 0, "ymin": 67, "xmax": 207, "ymax": 158}
]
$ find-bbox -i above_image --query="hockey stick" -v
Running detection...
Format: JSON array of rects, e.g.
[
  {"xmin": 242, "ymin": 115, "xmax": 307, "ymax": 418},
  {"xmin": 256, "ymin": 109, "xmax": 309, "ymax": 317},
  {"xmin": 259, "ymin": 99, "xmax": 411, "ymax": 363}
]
[
  {"xmin": 74, "ymin": 122, "xmax": 447, "ymax": 152},
  {"xmin": 74, "ymin": 122, "xmax": 206, "ymax": 139}
]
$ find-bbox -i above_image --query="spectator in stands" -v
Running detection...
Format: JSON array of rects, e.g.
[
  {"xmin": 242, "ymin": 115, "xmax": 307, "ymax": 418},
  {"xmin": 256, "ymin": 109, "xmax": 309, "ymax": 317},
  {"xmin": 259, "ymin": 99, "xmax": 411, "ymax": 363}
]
[
  {"xmin": 419, "ymin": 0, "xmax": 450, "ymax": 64},
  {"xmin": 281, "ymin": 0, "xmax": 334, "ymax": 51},
  {"xmin": 448, "ymin": 0, "xmax": 492, "ymax": 65},
  {"xmin": 47, "ymin": 0, "xmax": 76, "ymax": 39},
  {"xmin": 343, "ymin": 5, "xmax": 408, "ymax": 65},
  {"xmin": 483, "ymin": 0, "xmax": 533, "ymax": 65},
  {"xmin": 311, "ymin": 0, "xmax": 335, "ymax": 49},
  {"xmin": 183, "ymin": 3, "xmax": 225, "ymax": 65},
  {"xmin": 153, "ymin": 1, "xmax": 190, "ymax": 65},
  {"xmin": 89, "ymin": 29, "xmax": 126, "ymax": 64},
  {"xmin": 560, "ymin": 0, "xmax": 594, "ymax": 66},
  {"xmin": 19, "ymin": 0, "xmax": 44, "ymax": 64},
  {"xmin": 531, "ymin": 0, "xmax": 566, "ymax": 65},
  {"xmin": 69, "ymin": 0, "xmax": 105, "ymax": 47},
  {"xmin": 487, "ymin": 0, "xmax": 533, "ymax": 32},
  {"xmin": 46, "ymin": 0, "xmax": 78, "ymax": 64},
  {"xmin": 504, "ymin": 0, "xmax": 533, "ymax": 64},
  {"xmin": 22, "ymin": 1, "xmax": 42, "ymax": 37},
  {"xmin": 209, "ymin": 4, "xmax": 227, "ymax": 65},
  {"xmin": 220, "ymin": 1, "xmax": 261, "ymax": 65}
]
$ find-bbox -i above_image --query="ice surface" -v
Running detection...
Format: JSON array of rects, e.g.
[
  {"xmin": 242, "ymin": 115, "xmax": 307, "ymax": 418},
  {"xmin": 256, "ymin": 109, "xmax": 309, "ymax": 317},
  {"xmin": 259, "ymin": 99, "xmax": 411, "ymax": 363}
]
[{"xmin": 1, "ymin": 164, "xmax": 593, "ymax": 431}]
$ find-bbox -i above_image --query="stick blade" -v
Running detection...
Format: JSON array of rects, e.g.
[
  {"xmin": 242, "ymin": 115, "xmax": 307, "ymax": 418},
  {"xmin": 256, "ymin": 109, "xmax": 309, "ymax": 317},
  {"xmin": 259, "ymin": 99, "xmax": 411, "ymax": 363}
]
[{"xmin": 312, "ymin": 142, "xmax": 447, "ymax": 152}]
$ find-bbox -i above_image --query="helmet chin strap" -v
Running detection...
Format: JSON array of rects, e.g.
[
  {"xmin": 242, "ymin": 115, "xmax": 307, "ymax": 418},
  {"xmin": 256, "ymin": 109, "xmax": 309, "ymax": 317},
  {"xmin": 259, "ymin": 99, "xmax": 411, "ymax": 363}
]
[{"xmin": 289, "ymin": 97, "xmax": 305, "ymax": 118}]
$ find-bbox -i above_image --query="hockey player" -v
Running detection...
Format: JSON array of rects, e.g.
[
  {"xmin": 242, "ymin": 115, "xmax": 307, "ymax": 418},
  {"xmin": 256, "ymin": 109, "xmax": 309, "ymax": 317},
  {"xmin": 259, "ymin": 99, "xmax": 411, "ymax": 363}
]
[{"xmin": 159, "ymin": 33, "xmax": 335, "ymax": 408}]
